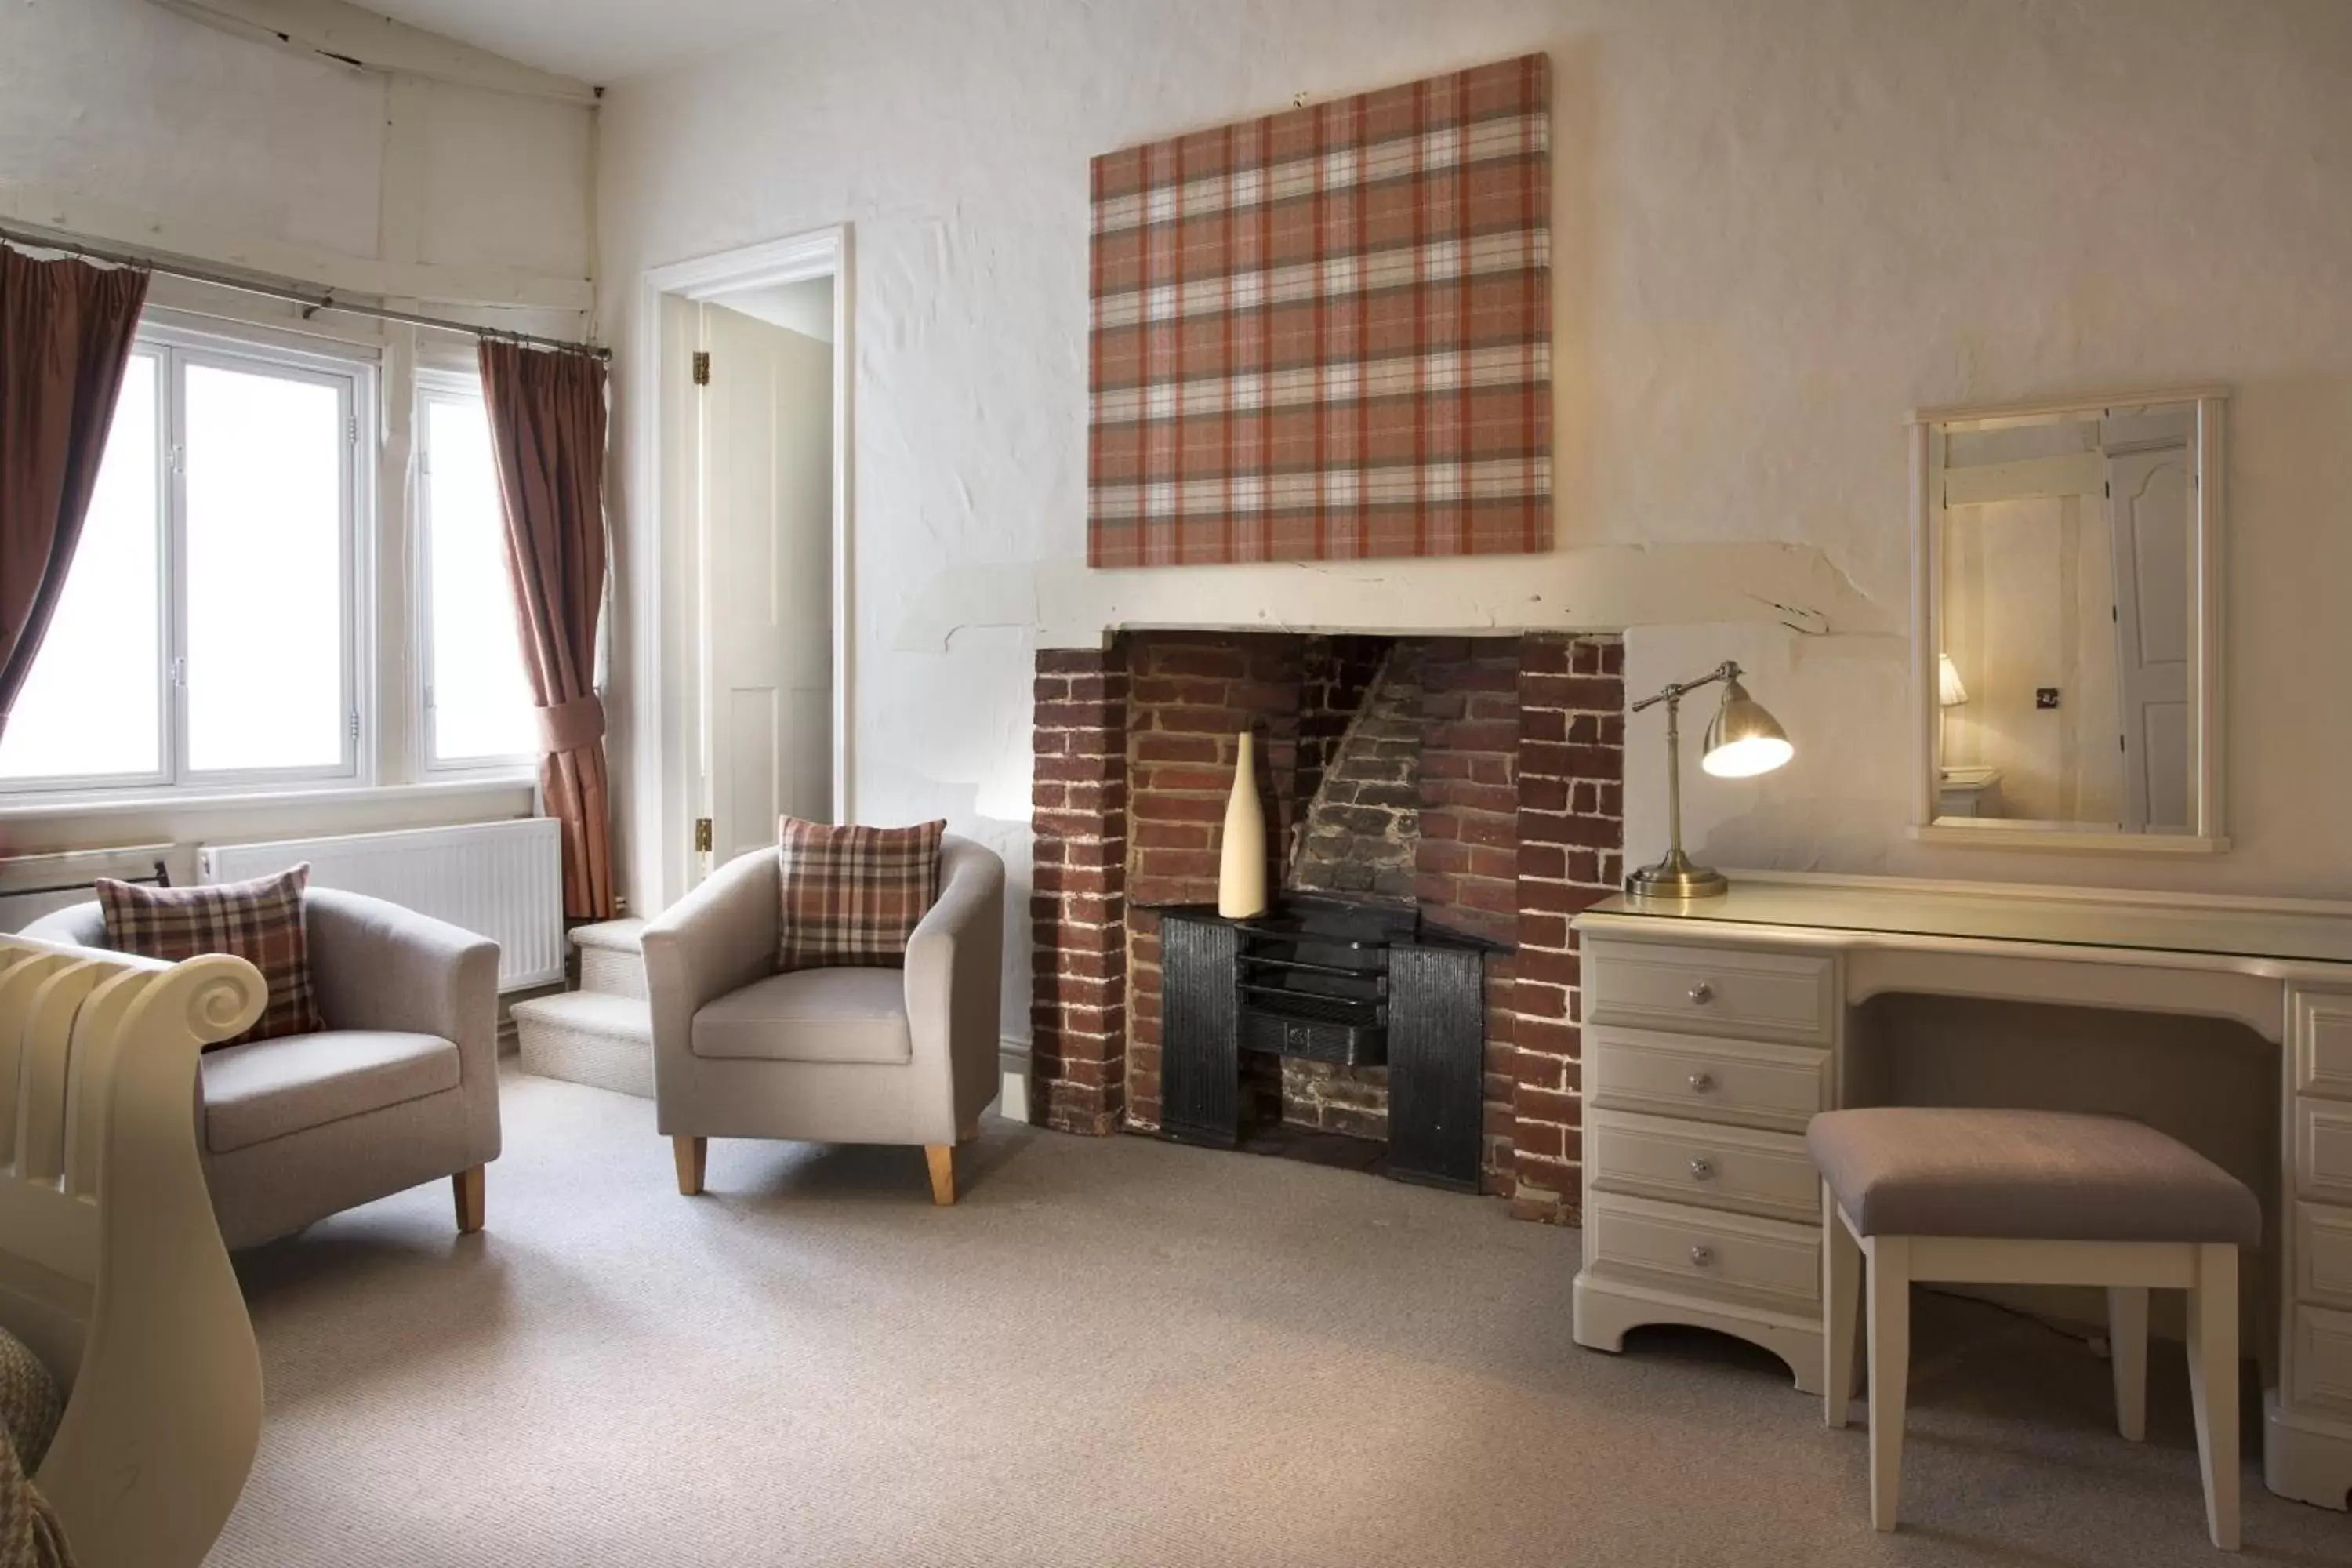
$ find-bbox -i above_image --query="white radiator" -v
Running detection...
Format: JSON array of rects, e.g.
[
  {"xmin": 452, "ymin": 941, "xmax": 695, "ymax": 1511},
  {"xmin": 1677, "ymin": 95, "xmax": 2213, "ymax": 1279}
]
[{"xmin": 201, "ymin": 819, "xmax": 564, "ymax": 992}]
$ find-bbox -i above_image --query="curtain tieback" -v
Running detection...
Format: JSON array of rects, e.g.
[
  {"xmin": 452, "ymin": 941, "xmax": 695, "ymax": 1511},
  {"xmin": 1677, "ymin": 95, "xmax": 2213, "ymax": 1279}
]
[{"xmin": 535, "ymin": 693, "xmax": 607, "ymax": 753}]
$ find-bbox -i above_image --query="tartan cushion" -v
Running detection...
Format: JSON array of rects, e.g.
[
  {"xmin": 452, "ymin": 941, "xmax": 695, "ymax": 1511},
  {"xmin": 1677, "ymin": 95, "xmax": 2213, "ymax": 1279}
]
[
  {"xmin": 775, "ymin": 818, "xmax": 946, "ymax": 972},
  {"xmin": 96, "ymin": 864, "xmax": 324, "ymax": 1046}
]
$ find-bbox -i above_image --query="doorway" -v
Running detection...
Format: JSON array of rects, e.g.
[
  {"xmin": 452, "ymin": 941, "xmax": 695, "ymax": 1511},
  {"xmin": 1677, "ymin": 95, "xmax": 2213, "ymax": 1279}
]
[{"xmin": 642, "ymin": 230, "xmax": 851, "ymax": 896}]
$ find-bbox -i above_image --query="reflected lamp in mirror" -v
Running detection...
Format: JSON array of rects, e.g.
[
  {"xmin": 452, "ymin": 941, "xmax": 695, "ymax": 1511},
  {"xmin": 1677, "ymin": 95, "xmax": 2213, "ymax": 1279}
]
[
  {"xmin": 1627, "ymin": 662, "xmax": 1792, "ymax": 900},
  {"xmin": 1937, "ymin": 654, "xmax": 1969, "ymax": 708},
  {"xmin": 1910, "ymin": 387, "xmax": 2228, "ymax": 853}
]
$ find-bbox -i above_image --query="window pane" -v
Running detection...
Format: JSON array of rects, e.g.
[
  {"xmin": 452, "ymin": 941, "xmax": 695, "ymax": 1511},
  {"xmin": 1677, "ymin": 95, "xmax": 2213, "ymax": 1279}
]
[
  {"xmin": 425, "ymin": 397, "xmax": 538, "ymax": 761},
  {"xmin": 0, "ymin": 355, "xmax": 162, "ymax": 782},
  {"xmin": 184, "ymin": 361, "xmax": 347, "ymax": 772}
]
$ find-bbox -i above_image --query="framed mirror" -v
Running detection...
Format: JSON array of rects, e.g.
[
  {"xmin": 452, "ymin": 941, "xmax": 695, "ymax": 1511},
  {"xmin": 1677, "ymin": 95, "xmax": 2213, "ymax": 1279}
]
[{"xmin": 1910, "ymin": 387, "xmax": 2227, "ymax": 852}]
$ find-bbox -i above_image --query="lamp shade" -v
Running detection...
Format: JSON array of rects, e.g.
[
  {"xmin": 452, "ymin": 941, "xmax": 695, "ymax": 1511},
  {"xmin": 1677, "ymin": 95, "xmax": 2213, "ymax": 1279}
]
[
  {"xmin": 1938, "ymin": 653, "xmax": 1969, "ymax": 708},
  {"xmin": 1700, "ymin": 677, "xmax": 1793, "ymax": 779}
]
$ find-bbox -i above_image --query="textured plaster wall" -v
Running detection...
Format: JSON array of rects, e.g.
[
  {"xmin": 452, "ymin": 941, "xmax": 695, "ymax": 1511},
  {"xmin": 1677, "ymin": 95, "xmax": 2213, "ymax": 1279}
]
[
  {"xmin": 0, "ymin": 0, "xmax": 593, "ymax": 285},
  {"xmin": 595, "ymin": 0, "xmax": 2352, "ymax": 1049}
]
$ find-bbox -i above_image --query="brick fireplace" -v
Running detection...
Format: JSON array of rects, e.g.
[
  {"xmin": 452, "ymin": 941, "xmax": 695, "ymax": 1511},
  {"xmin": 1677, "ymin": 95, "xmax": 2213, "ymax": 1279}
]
[{"xmin": 1030, "ymin": 630, "xmax": 1624, "ymax": 1223}]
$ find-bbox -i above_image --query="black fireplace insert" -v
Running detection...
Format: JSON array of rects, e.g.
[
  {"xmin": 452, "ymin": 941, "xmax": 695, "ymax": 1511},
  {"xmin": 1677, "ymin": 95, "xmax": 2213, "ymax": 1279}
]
[{"xmin": 1153, "ymin": 894, "xmax": 1502, "ymax": 1190}]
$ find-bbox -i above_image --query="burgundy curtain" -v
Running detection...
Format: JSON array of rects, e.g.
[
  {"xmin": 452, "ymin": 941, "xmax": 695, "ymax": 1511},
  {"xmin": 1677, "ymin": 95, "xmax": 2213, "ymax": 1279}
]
[
  {"xmin": 0, "ymin": 247, "xmax": 149, "ymax": 743},
  {"xmin": 478, "ymin": 339, "xmax": 615, "ymax": 920}
]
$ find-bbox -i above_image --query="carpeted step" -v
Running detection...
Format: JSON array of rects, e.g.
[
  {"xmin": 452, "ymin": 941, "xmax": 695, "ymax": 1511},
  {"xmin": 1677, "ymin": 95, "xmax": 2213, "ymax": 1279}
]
[
  {"xmin": 569, "ymin": 917, "xmax": 648, "ymax": 1000},
  {"xmin": 513, "ymin": 990, "xmax": 653, "ymax": 1099}
]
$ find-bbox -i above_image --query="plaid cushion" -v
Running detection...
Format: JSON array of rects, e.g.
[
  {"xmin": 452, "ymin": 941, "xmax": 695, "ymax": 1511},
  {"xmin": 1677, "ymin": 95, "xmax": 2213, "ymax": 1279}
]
[
  {"xmin": 775, "ymin": 818, "xmax": 946, "ymax": 972},
  {"xmin": 96, "ymin": 864, "xmax": 324, "ymax": 1046}
]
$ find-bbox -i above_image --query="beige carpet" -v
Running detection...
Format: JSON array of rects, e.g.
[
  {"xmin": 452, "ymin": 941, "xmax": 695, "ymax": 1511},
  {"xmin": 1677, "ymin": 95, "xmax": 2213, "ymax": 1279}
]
[{"xmin": 208, "ymin": 1065, "xmax": 2349, "ymax": 1566}]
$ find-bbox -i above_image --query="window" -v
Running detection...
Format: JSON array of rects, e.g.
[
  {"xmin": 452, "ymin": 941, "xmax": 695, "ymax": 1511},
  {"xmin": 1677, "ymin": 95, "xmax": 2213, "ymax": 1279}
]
[
  {"xmin": 418, "ymin": 380, "xmax": 538, "ymax": 768},
  {"xmin": 0, "ymin": 327, "xmax": 364, "ymax": 793}
]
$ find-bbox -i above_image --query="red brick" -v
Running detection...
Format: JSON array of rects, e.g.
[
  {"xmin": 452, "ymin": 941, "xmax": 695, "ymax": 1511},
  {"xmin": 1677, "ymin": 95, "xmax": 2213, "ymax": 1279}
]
[
  {"xmin": 1514, "ymin": 1084, "xmax": 1581, "ymax": 1127},
  {"xmin": 1515, "ymin": 1019, "xmax": 1581, "ymax": 1059},
  {"xmin": 1516, "ymin": 981, "xmax": 1570, "ymax": 1019},
  {"xmin": 1517, "ymin": 808, "xmax": 1619, "ymax": 849},
  {"xmin": 1519, "ymin": 673, "xmax": 1624, "ymax": 713},
  {"xmin": 1134, "ymin": 732, "xmax": 1221, "ymax": 764}
]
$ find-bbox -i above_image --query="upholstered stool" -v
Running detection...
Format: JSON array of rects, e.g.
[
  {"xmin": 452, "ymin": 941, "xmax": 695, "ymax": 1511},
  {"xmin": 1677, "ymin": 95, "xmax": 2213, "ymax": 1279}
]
[{"xmin": 1808, "ymin": 1108, "xmax": 2262, "ymax": 1550}]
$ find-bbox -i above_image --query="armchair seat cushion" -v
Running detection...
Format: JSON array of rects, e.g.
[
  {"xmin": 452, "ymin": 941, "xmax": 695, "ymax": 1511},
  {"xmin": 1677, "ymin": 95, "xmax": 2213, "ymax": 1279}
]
[
  {"xmin": 200, "ymin": 1030, "xmax": 460, "ymax": 1154},
  {"xmin": 691, "ymin": 968, "xmax": 913, "ymax": 1065}
]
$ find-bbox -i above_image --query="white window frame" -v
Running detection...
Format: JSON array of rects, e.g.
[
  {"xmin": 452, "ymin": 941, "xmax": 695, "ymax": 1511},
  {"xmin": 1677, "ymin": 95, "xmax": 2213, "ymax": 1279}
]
[
  {"xmin": 414, "ymin": 369, "xmax": 537, "ymax": 775},
  {"xmin": 0, "ymin": 319, "xmax": 372, "ymax": 800}
]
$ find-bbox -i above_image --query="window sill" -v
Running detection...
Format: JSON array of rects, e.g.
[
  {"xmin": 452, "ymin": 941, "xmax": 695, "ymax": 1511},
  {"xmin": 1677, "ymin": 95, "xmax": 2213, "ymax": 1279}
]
[{"xmin": 0, "ymin": 772, "xmax": 538, "ymax": 824}]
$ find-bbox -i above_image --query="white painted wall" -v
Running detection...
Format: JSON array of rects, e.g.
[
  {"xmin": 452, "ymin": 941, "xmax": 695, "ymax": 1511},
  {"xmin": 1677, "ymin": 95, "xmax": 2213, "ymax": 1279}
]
[
  {"xmin": 594, "ymin": 0, "xmax": 2352, "ymax": 1048},
  {"xmin": 0, "ymin": 0, "xmax": 597, "ymax": 865}
]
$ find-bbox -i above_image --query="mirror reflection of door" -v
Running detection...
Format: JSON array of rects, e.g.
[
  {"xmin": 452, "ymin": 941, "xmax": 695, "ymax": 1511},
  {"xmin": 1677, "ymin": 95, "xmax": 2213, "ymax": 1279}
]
[
  {"xmin": 699, "ymin": 290, "xmax": 837, "ymax": 870},
  {"xmin": 1933, "ymin": 402, "xmax": 2194, "ymax": 834},
  {"xmin": 2108, "ymin": 437, "xmax": 2192, "ymax": 830}
]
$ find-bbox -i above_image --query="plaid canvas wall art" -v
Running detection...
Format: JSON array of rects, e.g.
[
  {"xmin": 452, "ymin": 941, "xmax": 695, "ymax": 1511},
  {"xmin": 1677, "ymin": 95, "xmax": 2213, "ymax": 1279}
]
[{"xmin": 1088, "ymin": 53, "xmax": 1552, "ymax": 568}]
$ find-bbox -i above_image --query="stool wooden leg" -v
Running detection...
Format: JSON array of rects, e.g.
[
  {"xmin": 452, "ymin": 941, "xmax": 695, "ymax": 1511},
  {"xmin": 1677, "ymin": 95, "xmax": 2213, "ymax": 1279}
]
[
  {"xmin": 1824, "ymin": 1185, "xmax": 1862, "ymax": 1428},
  {"xmin": 2186, "ymin": 1243, "xmax": 2241, "ymax": 1552},
  {"xmin": 2107, "ymin": 1286, "xmax": 2150, "ymax": 1442},
  {"xmin": 1865, "ymin": 1236, "xmax": 1911, "ymax": 1533}
]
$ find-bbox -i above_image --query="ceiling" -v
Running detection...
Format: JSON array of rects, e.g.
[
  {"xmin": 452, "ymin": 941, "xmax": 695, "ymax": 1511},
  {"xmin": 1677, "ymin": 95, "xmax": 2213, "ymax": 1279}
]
[{"xmin": 354, "ymin": 0, "xmax": 825, "ymax": 85}]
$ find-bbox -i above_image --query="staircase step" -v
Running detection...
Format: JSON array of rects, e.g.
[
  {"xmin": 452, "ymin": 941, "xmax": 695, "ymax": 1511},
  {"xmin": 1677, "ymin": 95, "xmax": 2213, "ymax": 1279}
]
[
  {"xmin": 514, "ymin": 991, "xmax": 652, "ymax": 1099},
  {"xmin": 571, "ymin": 917, "xmax": 648, "ymax": 998},
  {"xmin": 571, "ymin": 918, "xmax": 647, "ymax": 953}
]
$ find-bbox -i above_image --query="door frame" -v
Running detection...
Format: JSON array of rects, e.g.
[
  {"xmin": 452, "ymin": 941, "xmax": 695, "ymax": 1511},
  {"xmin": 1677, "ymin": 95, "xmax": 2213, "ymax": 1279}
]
[{"xmin": 641, "ymin": 227, "xmax": 853, "ymax": 900}]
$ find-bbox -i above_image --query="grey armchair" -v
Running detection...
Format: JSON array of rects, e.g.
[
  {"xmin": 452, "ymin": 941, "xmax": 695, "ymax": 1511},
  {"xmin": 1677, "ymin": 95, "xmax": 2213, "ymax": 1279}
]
[
  {"xmin": 641, "ymin": 836, "xmax": 1004, "ymax": 1204},
  {"xmin": 23, "ymin": 887, "xmax": 501, "ymax": 1248}
]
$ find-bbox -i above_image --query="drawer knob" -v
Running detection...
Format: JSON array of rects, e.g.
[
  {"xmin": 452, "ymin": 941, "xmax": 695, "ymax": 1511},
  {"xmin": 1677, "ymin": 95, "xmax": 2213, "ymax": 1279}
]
[
  {"xmin": 1688, "ymin": 1156, "xmax": 1715, "ymax": 1180},
  {"xmin": 1687, "ymin": 1070, "xmax": 1716, "ymax": 1093},
  {"xmin": 1688, "ymin": 1244, "xmax": 1716, "ymax": 1267},
  {"xmin": 1688, "ymin": 982, "xmax": 1715, "ymax": 1005}
]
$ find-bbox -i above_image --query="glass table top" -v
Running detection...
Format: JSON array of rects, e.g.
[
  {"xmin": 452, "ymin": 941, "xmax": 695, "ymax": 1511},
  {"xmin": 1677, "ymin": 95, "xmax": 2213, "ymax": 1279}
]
[{"xmin": 1584, "ymin": 877, "xmax": 2352, "ymax": 968}]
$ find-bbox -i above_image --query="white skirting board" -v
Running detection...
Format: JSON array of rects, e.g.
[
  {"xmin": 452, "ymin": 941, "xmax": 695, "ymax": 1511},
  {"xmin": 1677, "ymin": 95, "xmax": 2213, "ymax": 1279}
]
[{"xmin": 201, "ymin": 818, "xmax": 564, "ymax": 991}]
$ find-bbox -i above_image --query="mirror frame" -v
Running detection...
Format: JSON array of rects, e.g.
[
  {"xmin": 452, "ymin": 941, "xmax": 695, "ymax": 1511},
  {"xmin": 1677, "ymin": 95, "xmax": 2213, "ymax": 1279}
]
[{"xmin": 1907, "ymin": 386, "xmax": 2230, "ymax": 854}]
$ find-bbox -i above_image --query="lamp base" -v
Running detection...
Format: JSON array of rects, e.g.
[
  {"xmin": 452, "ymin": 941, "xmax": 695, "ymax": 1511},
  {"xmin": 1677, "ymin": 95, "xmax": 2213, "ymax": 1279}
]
[{"xmin": 1625, "ymin": 849, "xmax": 1729, "ymax": 902}]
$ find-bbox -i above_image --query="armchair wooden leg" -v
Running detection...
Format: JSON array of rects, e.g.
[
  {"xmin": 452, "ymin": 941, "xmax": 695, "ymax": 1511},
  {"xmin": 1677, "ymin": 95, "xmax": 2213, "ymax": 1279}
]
[
  {"xmin": 925, "ymin": 1144, "xmax": 955, "ymax": 1206},
  {"xmin": 452, "ymin": 1165, "xmax": 485, "ymax": 1235},
  {"xmin": 673, "ymin": 1136, "xmax": 707, "ymax": 1197}
]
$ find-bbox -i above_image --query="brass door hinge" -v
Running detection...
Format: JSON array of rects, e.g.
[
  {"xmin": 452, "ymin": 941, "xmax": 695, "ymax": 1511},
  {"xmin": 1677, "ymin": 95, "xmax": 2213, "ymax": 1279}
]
[
  {"xmin": 691, "ymin": 350, "xmax": 710, "ymax": 386},
  {"xmin": 693, "ymin": 817, "xmax": 713, "ymax": 852}
]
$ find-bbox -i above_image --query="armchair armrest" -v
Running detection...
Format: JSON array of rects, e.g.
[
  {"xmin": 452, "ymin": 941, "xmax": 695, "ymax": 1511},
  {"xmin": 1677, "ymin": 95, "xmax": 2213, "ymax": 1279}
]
[
  {"xmin": 904, "ymin": 837, "xmax": 1005, "ymax": 1127},
  {"xmin": 305, "ymin": 888, "xmax": 499, "ymax": 1047},
  {"xmin": 641, "ymin": 848, "xmax": 780, "ymax": 1070},
  {"xmin": 303, "ymin": 887, "xmax": 502, "ymax": 1159}
]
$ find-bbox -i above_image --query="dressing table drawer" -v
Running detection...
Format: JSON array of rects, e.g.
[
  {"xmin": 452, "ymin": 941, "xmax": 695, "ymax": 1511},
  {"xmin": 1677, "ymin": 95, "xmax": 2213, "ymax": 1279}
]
[
  {"xmin": 2289, "ymin": 1304, "xmax": 2352, "ymax": 1419},
  {"xmin": 1583, "ymin": 939, "xmax": 1834, "ymax": 1045},
  {"xmin": 1588, "ymin": 1109, "xmax": 1820, "ymax": 1224},
  {"xmin": 2293, "ymin": 990, "xmax": 2352, "ymax": 1102},
  {"xmin": 2295, "ymin": 1203, "xmax": 2352, "ymax": 1309},
  {"xmin": 1584, "ymin": 1192, "xmax": 1820, "ymax": 1315},
  {"xmin": 2295, "ymin": 1098, "xmax": 2352, "ymax": 1205},
  {"xmin": 1587, "ymin": 1025, "xmax": 1833, "ymax": 1134}
]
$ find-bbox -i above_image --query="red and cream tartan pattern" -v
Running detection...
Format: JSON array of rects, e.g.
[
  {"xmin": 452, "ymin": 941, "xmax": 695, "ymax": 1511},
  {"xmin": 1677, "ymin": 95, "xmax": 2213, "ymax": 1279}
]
[
  {"xmin": 96, "ymin": 863, "xmax": 324, "ymax": 1046},
  {"xmin": 775, "ymin": 817, "xmax": 946, "ymax": 972},
  {"xmin": 1088, "ymin": 53, "xmax": 1552, "ymax": 568}
]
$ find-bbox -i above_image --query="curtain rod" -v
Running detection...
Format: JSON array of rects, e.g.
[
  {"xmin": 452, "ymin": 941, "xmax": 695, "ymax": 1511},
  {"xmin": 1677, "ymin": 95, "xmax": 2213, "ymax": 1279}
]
[{"xmin": 0, "ymin": 224, "xmax": 610, "ymax": 361}]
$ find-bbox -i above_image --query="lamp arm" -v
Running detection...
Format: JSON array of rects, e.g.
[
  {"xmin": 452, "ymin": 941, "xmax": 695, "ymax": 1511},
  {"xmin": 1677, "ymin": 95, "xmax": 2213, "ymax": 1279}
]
[{"xmin": 1628, "ymin": 660, "xmax": 1742, "ymax": 714}]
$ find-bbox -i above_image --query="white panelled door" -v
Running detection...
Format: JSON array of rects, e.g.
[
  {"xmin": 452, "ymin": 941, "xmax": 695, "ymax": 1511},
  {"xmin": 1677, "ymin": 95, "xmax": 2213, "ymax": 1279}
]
[{"xmin": 698, "ymin": 303, "xmax": 836, "ymax": 875}]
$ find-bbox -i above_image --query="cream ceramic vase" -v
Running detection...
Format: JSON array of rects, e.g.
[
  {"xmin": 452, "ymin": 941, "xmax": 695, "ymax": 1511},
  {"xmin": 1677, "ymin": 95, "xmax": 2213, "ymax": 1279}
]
[{"xmin": 1218, "ymin": 731, "xmax": 1269, "ymax": 918}]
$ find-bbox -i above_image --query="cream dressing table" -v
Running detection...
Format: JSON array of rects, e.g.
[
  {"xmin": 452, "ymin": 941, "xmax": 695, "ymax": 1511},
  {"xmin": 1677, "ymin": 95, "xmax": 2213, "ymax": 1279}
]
[{"xmin": 1570, "ymin": 872, "xmax": 2352, "ymax": 1510}]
